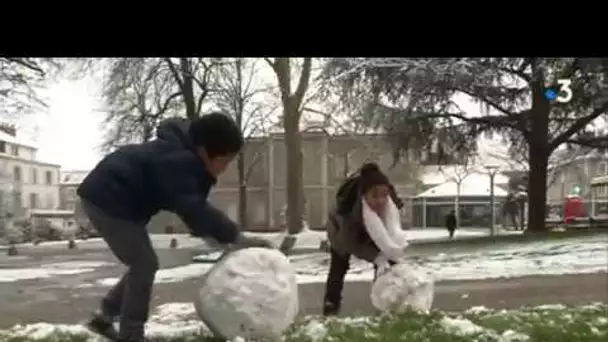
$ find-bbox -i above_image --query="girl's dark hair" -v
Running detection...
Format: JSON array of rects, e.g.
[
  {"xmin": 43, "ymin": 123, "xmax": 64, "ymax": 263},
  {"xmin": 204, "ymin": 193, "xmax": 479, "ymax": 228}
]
[
  {"xmin": 359, "ymin": 162, "xmax": 390, "ymax": 193},
  {"xmin": 335, "ymin": 162, "xmax": 392, "ymax": 216},
  {"xmin": 189, "ymin": 112, "xmax": 244, "ymax": 158}
]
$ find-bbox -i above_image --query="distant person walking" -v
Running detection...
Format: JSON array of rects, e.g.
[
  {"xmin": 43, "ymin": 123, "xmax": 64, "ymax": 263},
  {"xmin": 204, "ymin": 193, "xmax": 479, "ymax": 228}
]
[{"xmin": 445, "ymin": 210, "xmax": 457, "ymax": 239}]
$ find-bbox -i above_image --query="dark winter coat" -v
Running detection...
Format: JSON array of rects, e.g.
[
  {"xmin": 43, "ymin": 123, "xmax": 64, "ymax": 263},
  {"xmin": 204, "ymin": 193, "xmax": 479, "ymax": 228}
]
[
  {"xmin": 445, "ymin": 213, "xmax": 457, "ymax": 231},
  {"xmin": 326, "ymin": 200, "xmax": 380, "ymax": 262},
  {"xmin": 77, "ymin": 118, "xmax": 239, "ymax": 244}
]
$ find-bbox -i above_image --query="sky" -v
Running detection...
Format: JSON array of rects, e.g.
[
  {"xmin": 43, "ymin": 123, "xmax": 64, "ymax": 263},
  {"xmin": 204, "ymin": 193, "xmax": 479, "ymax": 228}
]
[{"xmin": 20, "ymin": 77, "xmax": 105, "ymax": 170}]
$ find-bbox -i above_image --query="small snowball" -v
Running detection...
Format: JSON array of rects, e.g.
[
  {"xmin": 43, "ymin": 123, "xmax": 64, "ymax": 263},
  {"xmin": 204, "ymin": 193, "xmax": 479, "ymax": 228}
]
[
  {"xmin": 194, "ymin": 247, "xmax": 299, "ymax": 340},
  {"xmin": 370, "ymin": 263, "xmax": 434, "ymax": 313}
]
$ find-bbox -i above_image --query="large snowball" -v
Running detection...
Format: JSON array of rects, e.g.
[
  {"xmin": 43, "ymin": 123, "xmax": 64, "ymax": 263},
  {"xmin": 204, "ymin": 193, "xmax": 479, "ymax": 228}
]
[
  {"xmin": 194, "ymin": 247, "xmax": 299, "ymax": 340},
  {"xmin": 370, "ymin": 263, "xmax": 434, "ymax": 313}
]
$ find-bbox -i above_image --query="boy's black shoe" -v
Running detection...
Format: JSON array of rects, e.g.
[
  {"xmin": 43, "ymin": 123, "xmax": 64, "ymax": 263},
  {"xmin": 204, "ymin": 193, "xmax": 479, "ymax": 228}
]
[
  {"xmin": 85, "ymin": 313, "xmax": 118, "ymax": 340},
  {"xmin": 115, "ymin": 337, "xmax": 151, "ymax": 342}
]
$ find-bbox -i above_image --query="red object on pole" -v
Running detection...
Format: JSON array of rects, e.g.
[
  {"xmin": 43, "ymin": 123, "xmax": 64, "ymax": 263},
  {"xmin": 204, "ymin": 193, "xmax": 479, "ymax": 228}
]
[{"xmin": 563, "ymin": 195, "xmax": 585, "ymax": 224}]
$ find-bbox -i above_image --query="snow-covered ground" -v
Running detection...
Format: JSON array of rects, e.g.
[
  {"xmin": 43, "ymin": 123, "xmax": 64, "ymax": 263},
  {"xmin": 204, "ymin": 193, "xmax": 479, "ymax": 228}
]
[
  {"xmin": 0, "ymin": 261, "xmax": 113, "ymax": 283},
  {"xmin": 90, "ymin": 234, "xmax": 607, "ymax": 287},
  {"xmin": 245, "ymin": 227, "xmax": 521, "ymax": 250},
  {"xmin": 5, "ymin": 228, "xmax": 517, "ymax": 251},
  {"xmin": 10, "ymin": 234, "xmax": 207, "ymax": 250},
  {"xmin": 1, "ymin": 231, "xmax": 604, "ymax": 286},
  {"xmin": 294, "ymin": 234, "xmax": 608, "ymax": 283},
  {"xmin": 2, "ymin": 301, "xmax": 606, "ymax": 341},
  {"xmin": 96, "ymin": 263, "xmax": 214, "ymax": 287},
  {"xmin": 0, "ymin": 302, "xmax": 204, "ymax": 340}
]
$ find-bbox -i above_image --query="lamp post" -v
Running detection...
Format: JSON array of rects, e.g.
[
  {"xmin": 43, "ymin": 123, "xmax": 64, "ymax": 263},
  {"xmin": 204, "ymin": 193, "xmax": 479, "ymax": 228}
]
[{"xmin": 484, "ymin": 165, "xmax": 499, "ymax": 236}]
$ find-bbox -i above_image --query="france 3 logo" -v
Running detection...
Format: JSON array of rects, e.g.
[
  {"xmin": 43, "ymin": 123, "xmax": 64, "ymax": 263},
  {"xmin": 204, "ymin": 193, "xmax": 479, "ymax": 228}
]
[{"xmin": 543, "ymin": 79, "xmax": 573, "ymax": 104}]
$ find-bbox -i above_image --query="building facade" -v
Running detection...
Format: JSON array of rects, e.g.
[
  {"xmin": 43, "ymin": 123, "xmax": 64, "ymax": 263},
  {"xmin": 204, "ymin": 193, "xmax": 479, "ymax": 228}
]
[
  {"xmin": 60, "ymin": 170, "xmax": 89, "ymax": 211},
  {"xmin": 0, "ymin": 124, "xmax": 61, "ymax": 215},
  {"xmin": 0, "ymin": 124, "xmax": 65, "ymax": 240},
  {"xmin": 207, "ymin": 131, "xmax": 421, "ymax": 232}
]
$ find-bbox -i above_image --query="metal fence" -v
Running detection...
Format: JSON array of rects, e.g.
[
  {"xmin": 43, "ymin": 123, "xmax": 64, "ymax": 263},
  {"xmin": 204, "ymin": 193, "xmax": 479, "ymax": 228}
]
[
  {"xmin": 410, "ymin": 198, "xmax": 608, "ymax": 229},
  {"xmin": 410, "ymin": 198, "xmax": 506, "ymax": 229}
]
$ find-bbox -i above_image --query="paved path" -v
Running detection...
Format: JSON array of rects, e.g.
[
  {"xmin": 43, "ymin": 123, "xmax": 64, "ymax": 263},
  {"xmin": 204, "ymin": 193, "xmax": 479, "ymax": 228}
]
[{"xmin": 0, "ymin": 270, "xmax": 605, "ymax": 328}]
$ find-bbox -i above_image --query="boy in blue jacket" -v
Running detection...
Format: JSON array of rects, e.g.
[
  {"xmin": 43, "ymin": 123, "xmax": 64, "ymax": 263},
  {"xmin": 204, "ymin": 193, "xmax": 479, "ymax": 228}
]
[{"xmin": 78, "ymin": 113, "xmax": 271, "ymax": 341}]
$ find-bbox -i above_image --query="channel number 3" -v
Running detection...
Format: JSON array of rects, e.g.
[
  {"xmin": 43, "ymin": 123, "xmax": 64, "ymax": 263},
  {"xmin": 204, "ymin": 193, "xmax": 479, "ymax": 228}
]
[{"xmin": 555, "ymin": 79, "xmax": 573, "ymax": 103}]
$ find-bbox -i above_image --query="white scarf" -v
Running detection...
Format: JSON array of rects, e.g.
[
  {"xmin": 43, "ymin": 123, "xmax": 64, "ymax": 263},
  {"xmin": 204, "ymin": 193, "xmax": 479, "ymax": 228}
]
[{"xmin": 362, "ymin": 197, "xmax": 409, "ymax": 261}]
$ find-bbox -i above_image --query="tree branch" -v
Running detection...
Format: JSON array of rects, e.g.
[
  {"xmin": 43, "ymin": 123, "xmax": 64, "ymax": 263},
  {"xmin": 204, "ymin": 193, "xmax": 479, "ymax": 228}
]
[
  {"xmin": 163, "ymin": 58, "xmax": 184, "ymax": 90},
  {"xmin": 294, "ymin": 58, "xmax": 312, "ymax": 105},
  {"xmin": 550, "ymin": 102, "xmax": 608, "ymax": 150},
  {"xmin": 157, "ymin": 92, "xmax": 181, "ymax": 116},
  {"xmin": 565, "ymin": 136, "xmax": 608, "ymax": 149},
  {"xmin": 5, "ymin": 58, "xmax": 44, "ymax": 75}
]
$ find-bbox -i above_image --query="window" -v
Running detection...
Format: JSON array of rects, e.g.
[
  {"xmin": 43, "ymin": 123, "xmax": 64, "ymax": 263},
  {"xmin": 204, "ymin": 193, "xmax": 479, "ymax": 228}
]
[
  {"xmin": 13, "ymin": 166, "xmax": 21, "ymax": 182},
  {"xmin": 13, "ymin": 191, "xmax": 22, "ymax": 209},
  {"xmin": 0, "ymin": 141, "xmax": 5, "ymax": 153},
  {"xmin": 29, "ymin": 193, "xmax": 39, "ymax": 209},
  {"xmin": 45, "ymin": 193, "xmax": 55, "ymax": 209},
  {"xmin": 600, "ymin": 161, "xmax": 608, "ymax": 176},
  {"xmin": 67, "ymin": 187, "xmax": 76, "ymax": 197},
  {"xmin": 45, "ymin": 170, "xmax": 53, "ymax": 185},
  {"xmin": 31, "ymin": 168, "xmax": 38, "ymax": 184},
  {"xmin": 10, "ymin": 145, "xmax": 18, "ymax": 156}
]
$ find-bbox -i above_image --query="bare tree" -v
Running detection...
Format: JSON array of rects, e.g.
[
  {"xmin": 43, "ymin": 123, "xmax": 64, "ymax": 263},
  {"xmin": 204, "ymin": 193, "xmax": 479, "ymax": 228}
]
[
  {"xmin": 163, "ymin": 58, "xmax": 223, "ymax": 120},
  {"xmin": 212, "ymin": 58, "xmax": 275, "ymax": 228},
  {"xmin": 101, "ymin": 58, "xmax": 182, "ymax": 150},
  {"xmin": 100, "ymin": 58, "xmax": 223, "ymax": 149},
  {"xmin": 0, "ymin": 58, "xmax": 63, "ymax": 119},
  {"xmin": 265, "ymin": 58, "xmax": 313, "ymax": 234}
]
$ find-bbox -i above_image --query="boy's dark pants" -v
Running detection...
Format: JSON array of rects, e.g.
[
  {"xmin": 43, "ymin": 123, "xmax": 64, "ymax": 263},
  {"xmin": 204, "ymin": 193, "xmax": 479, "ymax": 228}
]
[
  {"xmin": 323, "ymin": 248, "xmax": 395, "ymax": 316},
  {"xmin": 81, "ymin": 199, "xmax": 159, "ymax": 339}
]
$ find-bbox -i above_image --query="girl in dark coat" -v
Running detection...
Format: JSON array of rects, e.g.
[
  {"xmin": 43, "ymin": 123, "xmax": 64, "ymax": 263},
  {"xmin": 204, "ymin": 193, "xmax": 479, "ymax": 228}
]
[{"xmin": 323, "ymin": 162, "xmax": 408, "ymax": 316}]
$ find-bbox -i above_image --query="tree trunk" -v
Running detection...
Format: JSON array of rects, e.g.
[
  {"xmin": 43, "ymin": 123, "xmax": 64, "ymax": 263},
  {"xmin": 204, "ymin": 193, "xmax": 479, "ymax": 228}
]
[
  {"xmin": 527, "ymin": 152, "xmax": 549, "ymax": 232},
  {"xmin": 269, "ymin": 57, "xmax": 311, "ymax": 235},
  {"xmin": 455, "ymin": 182, "xmax": 461, "ymax": 229},
  {"xmin": 237, "ymin": 149, "xmax": 248, "ymax": 229},
  {"xmin": 526, "ymin": 64, "xmax": 551, "ymax": 232},
  {"xmin": 234, "ymin": 58, "xmax": 247, "ymax": 229},
  {"xmin": 284, "ymin": 104, "xmax": 304, "ymax": 234},
  {"xmin": 179, "ymin": 58, "xmax": 197, "ymax": 120}
]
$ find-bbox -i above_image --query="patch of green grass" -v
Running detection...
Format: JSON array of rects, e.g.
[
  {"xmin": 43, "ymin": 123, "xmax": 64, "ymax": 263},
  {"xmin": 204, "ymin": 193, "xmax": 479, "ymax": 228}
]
[
  {"xmin": 3, "ymin": 304, "xmax": 606, "ymax": 342},
  {"xmin": 463, "ymin": 304, "xmax": 608, "ymax": 342}
]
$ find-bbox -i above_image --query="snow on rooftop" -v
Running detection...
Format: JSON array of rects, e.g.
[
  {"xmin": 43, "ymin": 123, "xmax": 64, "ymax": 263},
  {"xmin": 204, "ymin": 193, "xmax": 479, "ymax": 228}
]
[
  {"xmin": 421, "ymin": 166, "xmax": 510, "ymax": 186},
  {"xmin": 0, "ymin": 261, "xmax": 112, "ymax": 283},
  {"xmin": 0, "ymin": 129, "xmax": 37, "ymax": 149},
  {"xmin": 417, "ymin": 174, "xmax": 509, "ymax": 198},
  {"xmin": 60, "ymin": 170, "xmax": 90, "ymax": 185}
]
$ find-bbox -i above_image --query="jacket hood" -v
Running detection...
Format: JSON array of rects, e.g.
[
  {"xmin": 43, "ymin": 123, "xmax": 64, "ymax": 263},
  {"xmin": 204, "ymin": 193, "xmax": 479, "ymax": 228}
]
[{"xmin": 156, "ymin": 118, "xmax": 194, "ymax": 149}]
